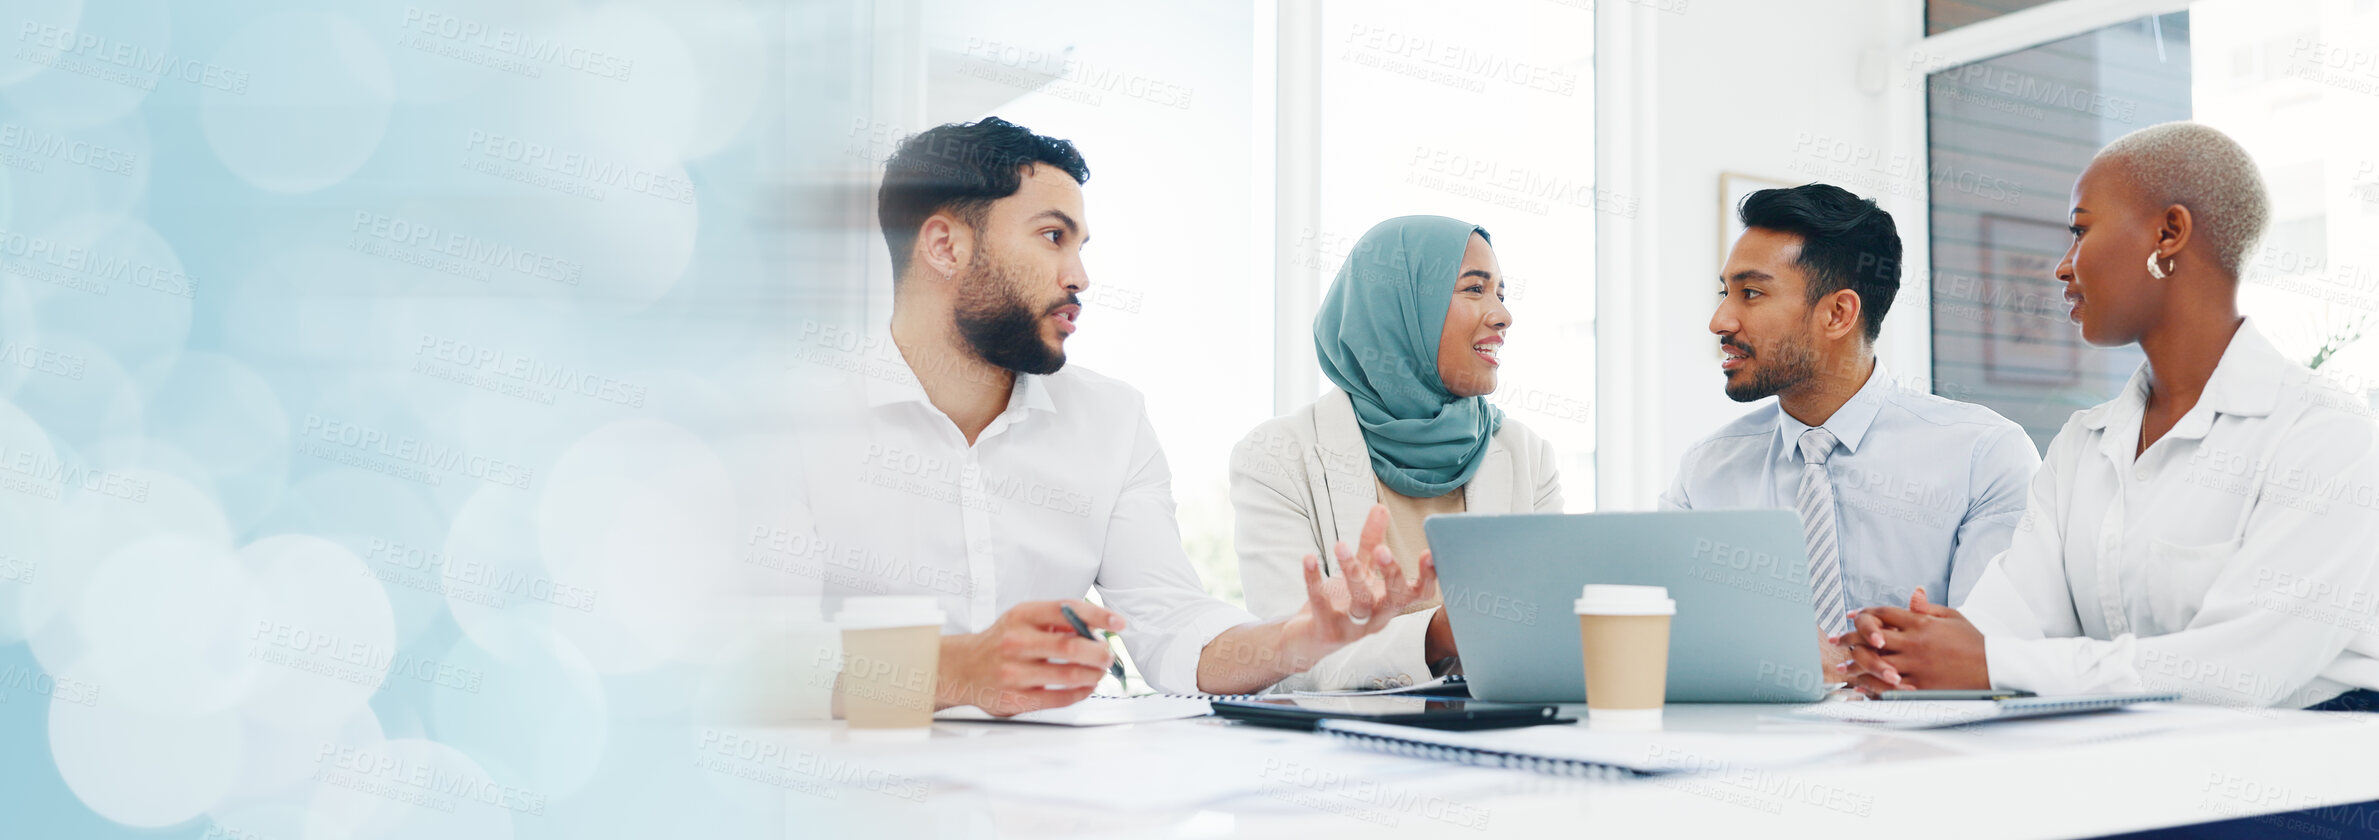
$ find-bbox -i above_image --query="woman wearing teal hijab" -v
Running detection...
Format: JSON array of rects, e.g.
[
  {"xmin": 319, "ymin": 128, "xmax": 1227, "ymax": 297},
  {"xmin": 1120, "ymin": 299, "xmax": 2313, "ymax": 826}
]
[{"xmin": 1232, "ymin": 215, "xmax": 1566, "ymax": 691}]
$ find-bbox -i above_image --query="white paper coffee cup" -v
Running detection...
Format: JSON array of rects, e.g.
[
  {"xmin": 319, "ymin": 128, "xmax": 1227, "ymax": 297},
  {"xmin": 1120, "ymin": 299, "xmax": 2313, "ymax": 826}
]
[
  {"xmin": 834, "ymin": 597, "xmax": 945, "ymax": 732},
  {"xmin": 1574, "ymin": 585, "xmax": 1675, "ymax": 730}
]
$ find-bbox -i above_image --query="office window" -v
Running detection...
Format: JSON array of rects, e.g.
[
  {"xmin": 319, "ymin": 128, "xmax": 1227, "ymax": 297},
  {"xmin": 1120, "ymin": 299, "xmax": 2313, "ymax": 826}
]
[
  {"xmin": 914, "ymin": 2, "xmax": 1266, "ymax": 602},
  {"xmin": 1927, "ymin": 0, "xmax": 2063, "ymax": 36},
  {"xmin": 2192, "ymin": 0, "xmax": 2379, "ymax": 406},
  {"xmin": 1316, "ymin": 0, "xmax": 1598, "ymax": 510},
  {"xmin": 906, "ymin": 0, "xmax": 1599, "ymax": 612},
  {"xmin": 1929, "ymin": 4, "xmax": 2379, "ymax": 447},
  {"xmin": 1927, "ymin": 14, "xmax": 2186, "ymax": 450}
]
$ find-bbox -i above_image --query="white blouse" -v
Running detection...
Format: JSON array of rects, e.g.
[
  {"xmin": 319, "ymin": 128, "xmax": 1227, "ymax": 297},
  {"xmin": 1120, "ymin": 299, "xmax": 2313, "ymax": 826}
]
[
  {"xmin": 1964, "ymin": 320, "xmax": 2379, "ymax": 707},
  {"xmin": 1231, "ymin": 389, "xmax": 1564, "ymax": 691}
]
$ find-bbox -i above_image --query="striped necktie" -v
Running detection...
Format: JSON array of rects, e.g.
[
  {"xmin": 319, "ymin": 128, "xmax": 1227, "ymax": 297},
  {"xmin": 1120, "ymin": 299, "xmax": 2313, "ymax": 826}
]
[{"xmin": 1795, "ymin": 427, "xmax": 1850, "ymax": 637}]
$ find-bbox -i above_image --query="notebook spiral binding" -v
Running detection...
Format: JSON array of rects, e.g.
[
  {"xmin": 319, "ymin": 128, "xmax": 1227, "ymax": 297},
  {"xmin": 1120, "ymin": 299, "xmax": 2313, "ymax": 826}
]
[
  {"xmin": 1319, "ymin": 727, "xmax": 1644, "ymax": 780},
  {"xmin": 2004, "ymin": 696, "xmax": 2160, "ymax": 713},
  {"xmin": 1094, "ymin": 692, "xmax": 1264, "ymax": 701}
]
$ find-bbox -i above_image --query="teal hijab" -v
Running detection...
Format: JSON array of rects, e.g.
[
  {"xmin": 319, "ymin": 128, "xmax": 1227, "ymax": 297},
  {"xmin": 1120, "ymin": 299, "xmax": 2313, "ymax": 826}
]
[{"xmin": 1313, "ymin": 215, "xmax": 1503, "ymax": 499}]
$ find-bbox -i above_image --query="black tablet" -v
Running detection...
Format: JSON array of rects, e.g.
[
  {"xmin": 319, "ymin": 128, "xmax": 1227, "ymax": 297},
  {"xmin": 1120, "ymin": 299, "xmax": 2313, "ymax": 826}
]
[{"xmin": 1211, "ymin": 696, "xmax": 1566, "ymax": 731}]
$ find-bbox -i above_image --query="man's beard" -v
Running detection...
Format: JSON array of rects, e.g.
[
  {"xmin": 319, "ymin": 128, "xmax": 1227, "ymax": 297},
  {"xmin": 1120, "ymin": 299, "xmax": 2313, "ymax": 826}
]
[
  {"xmin": 953, "ymin": 247, "xmax": 1073, "ymax": 376},
  {"xmin": 1722, "ymin": 333, "xmax": 1819, "ymax": 402}
]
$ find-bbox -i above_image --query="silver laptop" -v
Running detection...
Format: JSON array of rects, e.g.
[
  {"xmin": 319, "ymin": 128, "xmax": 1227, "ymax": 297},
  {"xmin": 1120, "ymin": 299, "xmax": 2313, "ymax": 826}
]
[{"xmin": 1425, "ymin": 510, "xmax": 1829, "ymax": 703}]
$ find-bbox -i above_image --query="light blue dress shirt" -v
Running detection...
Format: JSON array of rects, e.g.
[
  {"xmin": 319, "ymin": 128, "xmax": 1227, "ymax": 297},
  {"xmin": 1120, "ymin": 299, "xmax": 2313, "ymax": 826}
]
[{"xmin": 1659, "ymin": 365, "xmax": 2041, "ymax": 608}]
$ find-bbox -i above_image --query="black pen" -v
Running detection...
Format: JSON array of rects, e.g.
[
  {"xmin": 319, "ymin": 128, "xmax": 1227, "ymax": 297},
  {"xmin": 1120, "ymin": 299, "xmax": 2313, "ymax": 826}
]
[{"xmin": 1059, "ymin": 604, "xmax": 1128, "ymax": 692}]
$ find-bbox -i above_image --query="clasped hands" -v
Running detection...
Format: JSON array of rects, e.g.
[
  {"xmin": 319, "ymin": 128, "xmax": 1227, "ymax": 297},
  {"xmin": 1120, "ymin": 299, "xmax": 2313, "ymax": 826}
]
[{"xmin": 1826, "ymin": 587, "xmax": 1992, "ymax": 695}]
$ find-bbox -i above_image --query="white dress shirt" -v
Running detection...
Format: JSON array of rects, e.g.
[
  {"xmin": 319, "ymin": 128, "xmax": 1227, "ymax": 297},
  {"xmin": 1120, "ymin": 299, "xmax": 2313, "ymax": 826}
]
[
  {"xmin": 1231, "ymin": 389, "xmax": 1564, "ymax": 691},
  {"xmin": 1963, "ymin": 320, "xmax": 2379, "ymax": 707},
  {"xmin": 789, "ymin": 345, "xmax": 1255, "ymax": 695},
  {"xmin": 1661, "ymin": 364, "xmax": 2041, "ymax": 608}
]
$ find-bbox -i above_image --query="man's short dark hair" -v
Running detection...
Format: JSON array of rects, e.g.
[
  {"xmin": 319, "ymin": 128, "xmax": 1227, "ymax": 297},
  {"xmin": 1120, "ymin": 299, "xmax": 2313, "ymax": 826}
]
[
  {"xmin": 1736, "ymin": 184, "xmax": 1900, "ymax": 342},
  {"xmin": 877, "ymin": 116, "xmax": 1090, "ymax": 280}
]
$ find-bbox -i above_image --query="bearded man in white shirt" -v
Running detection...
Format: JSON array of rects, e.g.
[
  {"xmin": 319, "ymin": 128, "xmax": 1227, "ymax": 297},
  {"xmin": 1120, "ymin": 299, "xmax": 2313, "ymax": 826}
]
[
  {"xmin": 1665, "ymin": 184, "xmax": 2040, "ymax": 673},
  {"xmin": 792, "ymin": 117, "xmax": 1430, "ymax": 717},
  {"xmin": 1840, "ymin": 122, "xmax": 2379, "ymax": 711}
]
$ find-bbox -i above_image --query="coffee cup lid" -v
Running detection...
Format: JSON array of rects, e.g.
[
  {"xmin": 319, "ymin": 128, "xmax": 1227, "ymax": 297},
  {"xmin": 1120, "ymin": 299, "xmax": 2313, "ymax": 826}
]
[
  {"xmin": 1573, "ymin": 584, "xmax": 1675, "ymax": 616},
  {"xmin": 835, "ymin": 596, "xmax": 946, "ymax": 630}
]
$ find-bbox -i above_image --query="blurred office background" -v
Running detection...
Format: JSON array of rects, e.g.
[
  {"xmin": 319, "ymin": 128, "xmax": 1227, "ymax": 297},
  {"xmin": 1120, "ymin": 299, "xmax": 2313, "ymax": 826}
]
[{"xmin": 0, "ymin": 0, "xmax": 2373, "ymax": 836}]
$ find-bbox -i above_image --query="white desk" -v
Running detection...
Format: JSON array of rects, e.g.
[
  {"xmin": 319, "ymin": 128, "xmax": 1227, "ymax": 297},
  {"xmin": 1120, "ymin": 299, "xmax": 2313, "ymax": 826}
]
[{"xmin": 739, "ymin": 703, "xmax": 2379, "ymax": 839}]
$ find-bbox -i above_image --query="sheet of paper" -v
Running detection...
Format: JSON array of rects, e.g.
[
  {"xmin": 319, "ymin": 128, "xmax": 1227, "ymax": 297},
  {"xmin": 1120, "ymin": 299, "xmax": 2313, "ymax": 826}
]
[
  {"xmin": 1323, "ymin": 720, "xmax": 1862, "ymax": 774},
  {"xmin": 1291, "ymin": 675, "xmax": 1464, "ymax": 697},
  {"xmin": 914, "ymin": 721, "xmax": 1373, "ymax": 811},
  {"xmin": 934, "ymin": 695, "xmax": 1213, "ymax": 726}
]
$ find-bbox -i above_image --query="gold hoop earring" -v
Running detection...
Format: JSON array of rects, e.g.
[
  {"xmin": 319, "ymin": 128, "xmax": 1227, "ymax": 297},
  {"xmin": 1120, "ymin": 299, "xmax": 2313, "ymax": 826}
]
[{"xmin": 2145, "ymin": 251, "xmax": 2174, "ymax": 280}]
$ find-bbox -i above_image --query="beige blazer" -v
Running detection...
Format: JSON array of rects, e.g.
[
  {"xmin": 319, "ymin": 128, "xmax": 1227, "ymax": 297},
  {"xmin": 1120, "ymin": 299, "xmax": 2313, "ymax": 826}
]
[{"xmin": 1230, "ymin": 388, "xmax": 1564, "ymax": 691}]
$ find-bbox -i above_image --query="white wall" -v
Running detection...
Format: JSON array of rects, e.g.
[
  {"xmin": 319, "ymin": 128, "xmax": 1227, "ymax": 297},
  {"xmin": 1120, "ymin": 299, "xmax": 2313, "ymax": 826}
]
[{"xmin": 1598, "ymin": 0, "xmax": 1925, "ymax": 509}]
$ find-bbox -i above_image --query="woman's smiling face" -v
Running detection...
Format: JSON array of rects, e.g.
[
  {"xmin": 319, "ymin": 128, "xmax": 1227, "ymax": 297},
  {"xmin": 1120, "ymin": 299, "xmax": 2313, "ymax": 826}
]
[
  {"xmin": 1435, "ymin": 233, "xmax": 1512, "ymax": 398},
  {"xmin": 2058, "ymin": 157, "xmax": 2167, "ymax": 348}
]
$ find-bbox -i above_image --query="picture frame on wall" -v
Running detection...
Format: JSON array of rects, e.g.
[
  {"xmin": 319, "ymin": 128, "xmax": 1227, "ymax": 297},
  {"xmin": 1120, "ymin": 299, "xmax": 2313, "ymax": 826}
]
[{"xmin": 1978, "ymin": 214, "xmax": 2082, "ymax": 386}]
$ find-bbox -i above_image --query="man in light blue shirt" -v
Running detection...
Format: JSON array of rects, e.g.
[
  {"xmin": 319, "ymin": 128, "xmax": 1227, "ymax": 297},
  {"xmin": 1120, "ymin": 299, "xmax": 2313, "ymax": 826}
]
[{"xmin": 1661, "ymin": 184, "xmax": 2038, "ymax": 636}]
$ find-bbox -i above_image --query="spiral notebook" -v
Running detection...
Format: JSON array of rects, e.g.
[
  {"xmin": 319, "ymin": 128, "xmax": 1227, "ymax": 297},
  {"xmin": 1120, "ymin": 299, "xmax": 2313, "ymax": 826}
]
[
  {"xmin": 934, "ymin": 692, "xmax": 1255, "ymax": 726},
  {"xmin": 1317, "ymin": 720, "xmax": 1861, "ymax": 779},
  {"xmin": 1778, "ymin": 692, "xmax": 2181, "ymax": 729}
]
